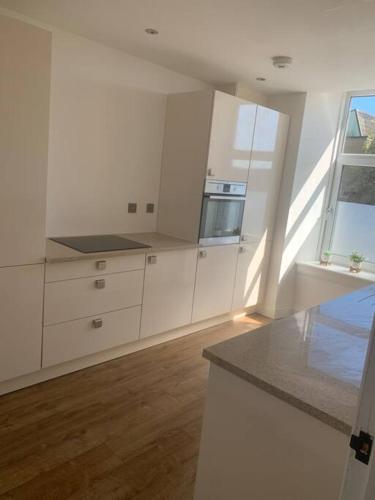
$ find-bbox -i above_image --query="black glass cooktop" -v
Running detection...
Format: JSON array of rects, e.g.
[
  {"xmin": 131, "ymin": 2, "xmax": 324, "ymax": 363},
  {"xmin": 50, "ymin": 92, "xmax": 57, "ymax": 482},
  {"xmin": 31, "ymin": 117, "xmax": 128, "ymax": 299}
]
[{"xmin": 50, "ymin": 235, "xmax": 151, "ymax": 253}]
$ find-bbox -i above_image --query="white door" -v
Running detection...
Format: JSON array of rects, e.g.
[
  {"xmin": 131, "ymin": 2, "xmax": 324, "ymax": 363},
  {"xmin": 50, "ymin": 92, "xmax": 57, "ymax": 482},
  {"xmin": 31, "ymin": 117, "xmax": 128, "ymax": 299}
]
[
  {"xmin": 192, "ymin": 245, "xmax": 238, "ymax": 323},
  {"xmin": 0, "ymin": 264, "xmax": 44, "ymax": 382},
  {"xmin": 206, "ymin": 91, "xmax": 256, "ymax": 182},
  {"xmin": 340, "ymin": 312, "xmax": 375, "ymax": 500},
  {"xmin": 140, "ymin": 248, "xmax": 198, "ymax": 338},
  {"xmin": 0, "ymin": 16, "xmax": 50, "ymax": 266},
  {"xmin": 241, "ymin": 106, "xmax": 289, "ymax": 242},
  {"xmin": 231, "ymin": 240, "xmax": 269, "ymax": 311}
]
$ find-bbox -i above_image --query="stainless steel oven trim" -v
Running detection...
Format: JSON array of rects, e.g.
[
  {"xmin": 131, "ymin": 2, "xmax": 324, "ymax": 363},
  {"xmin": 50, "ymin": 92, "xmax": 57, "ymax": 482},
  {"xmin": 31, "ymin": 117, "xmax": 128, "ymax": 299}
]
[
  {"xmin": 199, "ymin": 236, "xmax": 241, "ymax": 246},
  {"xmin": 208, "ymin": 195, "xmax": 246, "ymax": 201}
]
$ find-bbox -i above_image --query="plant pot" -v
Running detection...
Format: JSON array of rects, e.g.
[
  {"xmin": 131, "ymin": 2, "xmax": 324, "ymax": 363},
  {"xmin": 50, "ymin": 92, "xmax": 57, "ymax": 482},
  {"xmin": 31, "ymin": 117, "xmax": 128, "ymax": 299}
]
[
  {"xmin": 349, "ymin": 261, "xmax": 362, "ymax": 273},
  {"xmin": 320, "ymin": 255, "xmax": 331, "ymax": 266}
]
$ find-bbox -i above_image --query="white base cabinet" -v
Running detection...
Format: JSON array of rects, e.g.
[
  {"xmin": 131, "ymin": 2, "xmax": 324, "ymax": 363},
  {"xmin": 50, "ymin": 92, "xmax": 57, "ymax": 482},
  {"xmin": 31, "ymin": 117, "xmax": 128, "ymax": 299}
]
[
  {"xmin": 192, "ymin": 245, "xmax": 238, "ymax": 323},
  {"xmin": 0, "ymin": 265, "xmax": 44, "ymax": 382},
  {"xmin": 140, "ymin": 249, "xmax": 198, "ymax": 338},
  {"xmin": 44, "ymin": 269, "xmax": 144, "ymax": 325},
  {"xmin": 43, "ymin": 306, "xmax": 141, "ymax": 367},
  {"xmin": 232, "ymin": 240, "xmax": 269, "ymax": 311}
]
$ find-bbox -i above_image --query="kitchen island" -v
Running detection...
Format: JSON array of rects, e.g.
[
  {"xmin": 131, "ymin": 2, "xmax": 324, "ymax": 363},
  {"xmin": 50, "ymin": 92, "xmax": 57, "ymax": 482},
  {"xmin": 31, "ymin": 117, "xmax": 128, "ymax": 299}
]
[{"xmin": 194, "ymin": 285, "xmax": 375, "ymax": 500}]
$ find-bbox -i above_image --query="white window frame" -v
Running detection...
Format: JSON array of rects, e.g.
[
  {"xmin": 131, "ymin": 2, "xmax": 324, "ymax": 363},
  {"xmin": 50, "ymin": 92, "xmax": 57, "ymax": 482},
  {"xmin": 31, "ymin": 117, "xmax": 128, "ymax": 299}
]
[{"xmin": 320, "ymin": 90, "xmax": 375, "ymax": 273}]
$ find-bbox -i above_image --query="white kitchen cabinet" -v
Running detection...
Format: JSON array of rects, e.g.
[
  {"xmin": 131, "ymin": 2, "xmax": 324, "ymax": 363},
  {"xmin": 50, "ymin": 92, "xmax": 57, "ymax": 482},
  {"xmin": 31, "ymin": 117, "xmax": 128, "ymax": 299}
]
[
  {"xmin": 158, "ymin": 90, "xmax": 257, "ymax": 242},
  {"xmin": 241, "ymin": 106, "xmax": 289, "ymax": 242},
  {"xmin": 140, "ymin": 248, "xmax": 197, "ymax": 338},
  {"xmin": 207, "ymin": 92, "xmax": 257, "ymax": 182},
  {"xmin": 0, "ymin": 265, "xmax": 44, "ymax": 382},
  {"xmin": 45, "ymin": 253, "xmax": 145, "ymax": 282},
  {"xmin": 192, "ymin": 245, "xmax": 238, "ymax": 323},
  {"xmin": 44, "ymin": 269, "xmax": 144, "ymax": 325},
  {"xmin": 43, "ymin": 306, "xmax": 141, "ymax": 367},
  {"xmin": 232, "ymin": 241, "xmax": 270, "ymax": 311},
  {"xmin": 0, "ymin": 15, "xmax": 51, "ymax": 267}
]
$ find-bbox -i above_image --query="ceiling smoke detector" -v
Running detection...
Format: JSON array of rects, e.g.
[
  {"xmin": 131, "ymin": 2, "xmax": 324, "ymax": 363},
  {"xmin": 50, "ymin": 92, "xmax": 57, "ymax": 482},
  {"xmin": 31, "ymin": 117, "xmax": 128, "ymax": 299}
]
[
  {"xmin": 145, "ymin": 28, "xmax": 159, "ymax": 35},
  {"xmin": 272, "ymin": 56, "xmax": 293, "ymax": 69}
]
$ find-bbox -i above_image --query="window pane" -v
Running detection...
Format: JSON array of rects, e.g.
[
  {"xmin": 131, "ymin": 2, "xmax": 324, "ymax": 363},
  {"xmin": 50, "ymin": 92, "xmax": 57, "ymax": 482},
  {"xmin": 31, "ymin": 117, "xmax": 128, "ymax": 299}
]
[
  {"xmin": 331, "ymin": 165, "xmax": 375, "ymax": 261},
  {"xmin": 343, "ymin": 96, "xmax": 375, "ymax": 154}
]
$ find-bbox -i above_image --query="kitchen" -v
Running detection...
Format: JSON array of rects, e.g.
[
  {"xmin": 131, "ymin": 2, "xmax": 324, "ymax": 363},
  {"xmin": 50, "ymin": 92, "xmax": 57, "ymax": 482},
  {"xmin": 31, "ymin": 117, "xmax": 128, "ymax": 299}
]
[{"xmin": 0, "ymin": 1, "xmax": 375, "ymax": 499}]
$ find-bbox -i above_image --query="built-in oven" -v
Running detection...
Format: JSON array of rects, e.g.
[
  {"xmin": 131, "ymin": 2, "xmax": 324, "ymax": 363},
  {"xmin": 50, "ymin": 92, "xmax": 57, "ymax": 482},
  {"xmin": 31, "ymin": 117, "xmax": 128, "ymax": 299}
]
[{"xmin": 199, "ymin": 180, "xmax": 247, "ymax": 246}]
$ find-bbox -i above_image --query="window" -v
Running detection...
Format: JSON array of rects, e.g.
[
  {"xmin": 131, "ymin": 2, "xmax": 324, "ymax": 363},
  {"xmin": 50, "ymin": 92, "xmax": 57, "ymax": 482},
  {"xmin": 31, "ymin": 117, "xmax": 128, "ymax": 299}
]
[{"xmin": 322, "ymin": 93, "xmax": 375, "ymax": 269}]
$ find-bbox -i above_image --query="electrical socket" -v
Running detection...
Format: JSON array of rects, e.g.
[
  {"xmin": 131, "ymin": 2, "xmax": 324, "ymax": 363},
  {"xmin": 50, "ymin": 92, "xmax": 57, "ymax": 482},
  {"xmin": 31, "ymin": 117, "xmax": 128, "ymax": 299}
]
[{"xmin": 128, "ymin": 203, "xmax": 137, "ymax": 213}]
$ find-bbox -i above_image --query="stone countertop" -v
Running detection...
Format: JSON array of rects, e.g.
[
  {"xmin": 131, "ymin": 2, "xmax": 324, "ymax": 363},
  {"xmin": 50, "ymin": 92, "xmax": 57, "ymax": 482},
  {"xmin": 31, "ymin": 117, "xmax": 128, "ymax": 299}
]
[
  {"xmin": 45, "ymin": 232, "xmax": 198, "ymax": 263},
  {"xmin": 204, "ymin": 285, "xmax": 375, "ymax": 435}
]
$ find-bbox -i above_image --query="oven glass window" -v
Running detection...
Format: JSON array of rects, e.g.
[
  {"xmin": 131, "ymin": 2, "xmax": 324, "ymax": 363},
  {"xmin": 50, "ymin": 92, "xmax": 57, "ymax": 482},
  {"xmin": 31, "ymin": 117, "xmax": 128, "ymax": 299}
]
[{"xmin": 200, "ymin": 197, "xmax": 245, "ymax": 239}]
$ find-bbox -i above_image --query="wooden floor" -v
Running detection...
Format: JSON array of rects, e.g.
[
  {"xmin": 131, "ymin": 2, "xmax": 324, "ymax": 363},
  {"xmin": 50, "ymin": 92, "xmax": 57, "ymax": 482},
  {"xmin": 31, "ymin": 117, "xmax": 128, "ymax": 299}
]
[{"xmin": 0, "ymin": 315, "xmax": 267, "ymax": 500}]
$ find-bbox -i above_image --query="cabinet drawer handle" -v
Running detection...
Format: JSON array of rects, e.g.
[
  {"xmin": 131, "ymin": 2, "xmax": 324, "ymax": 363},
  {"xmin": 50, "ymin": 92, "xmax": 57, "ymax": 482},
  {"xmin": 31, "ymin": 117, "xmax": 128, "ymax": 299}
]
[
  {"xmin": 199, "ymin": 250, "xmax": 207, "ymax": 258},
  {"xmin": 207, "ymin": 168, "xmax": 215, "ymax": 177},
  {"xmin": 92, "ymin": 318, "xmax": 103, "ymax": 329},
  {"xmin": 95, "ymin": 279, "xmax": 106, "ymax": 289},
  {"xmin": 96, "ymin": 260, "xmax": 107, "ymax": 270},
  {"xmin": 147, "ymin": 255, "xmax": 157, "ymax": 264},
  {"xmin": 239, "ymin": 246, "xmax": 246, "ymax": 253}
]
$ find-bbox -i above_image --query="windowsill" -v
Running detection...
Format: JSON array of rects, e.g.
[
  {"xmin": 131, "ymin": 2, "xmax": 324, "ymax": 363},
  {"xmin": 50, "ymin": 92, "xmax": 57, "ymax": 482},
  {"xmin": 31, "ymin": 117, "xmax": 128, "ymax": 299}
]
[{"xmin": 296, "ymin": 261, "xmax": 375, "ymax": 286}]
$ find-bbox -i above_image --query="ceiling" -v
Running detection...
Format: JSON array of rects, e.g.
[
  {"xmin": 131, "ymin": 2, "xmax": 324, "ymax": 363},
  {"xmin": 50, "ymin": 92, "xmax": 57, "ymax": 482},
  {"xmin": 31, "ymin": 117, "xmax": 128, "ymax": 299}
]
[{"xmin": 1, "ymin": 0, "xmax": 375, "ymax": 94}]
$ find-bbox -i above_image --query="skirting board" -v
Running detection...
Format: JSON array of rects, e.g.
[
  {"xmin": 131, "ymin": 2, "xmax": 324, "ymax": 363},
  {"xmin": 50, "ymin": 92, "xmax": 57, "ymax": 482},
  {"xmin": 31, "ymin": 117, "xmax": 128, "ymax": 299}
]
[{"xmin": 0, "ymin": 313, "xmax": 233, "ymax": 396}]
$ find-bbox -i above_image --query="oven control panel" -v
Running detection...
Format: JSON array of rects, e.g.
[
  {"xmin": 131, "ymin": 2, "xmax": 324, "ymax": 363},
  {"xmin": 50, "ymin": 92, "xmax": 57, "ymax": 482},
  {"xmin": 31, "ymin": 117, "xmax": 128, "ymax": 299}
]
[{"xmin": 204, "ymin": 180, "xmax": 247, "ymax": 196}]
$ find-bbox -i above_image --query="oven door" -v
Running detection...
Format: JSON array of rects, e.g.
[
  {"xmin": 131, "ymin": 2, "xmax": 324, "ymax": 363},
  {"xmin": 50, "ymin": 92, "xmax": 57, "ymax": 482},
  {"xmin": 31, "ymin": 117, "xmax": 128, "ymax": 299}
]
[{"xmin": 199, "ymin": 195, "xmax": 245, "ymax": 246}]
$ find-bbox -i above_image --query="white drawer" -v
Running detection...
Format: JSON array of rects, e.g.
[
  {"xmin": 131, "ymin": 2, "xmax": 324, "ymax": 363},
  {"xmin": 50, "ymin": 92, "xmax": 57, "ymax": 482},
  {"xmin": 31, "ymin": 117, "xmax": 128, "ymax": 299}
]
[
  {"xmin": 44, "ymin": 269, "xmax": 144, "ymax": 325},
  {"xmin": 42, "ymin": 306, "xmax": 141, "ymax": 367},
  {"xmin": 45, "ymin": 253, "xmax": 145, "ymax": 282}
]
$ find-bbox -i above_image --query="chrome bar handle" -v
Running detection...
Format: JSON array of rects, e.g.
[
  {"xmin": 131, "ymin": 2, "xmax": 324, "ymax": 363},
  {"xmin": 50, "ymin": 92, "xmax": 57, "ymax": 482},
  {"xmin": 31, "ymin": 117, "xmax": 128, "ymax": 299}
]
[{"xmin": 92, "ymin": 318, "xmax": 103, "ymax": 328}]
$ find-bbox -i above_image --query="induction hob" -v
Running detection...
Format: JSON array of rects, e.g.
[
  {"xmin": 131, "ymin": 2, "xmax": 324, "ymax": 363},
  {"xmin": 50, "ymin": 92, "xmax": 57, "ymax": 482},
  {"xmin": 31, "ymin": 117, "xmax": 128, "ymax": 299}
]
[{"xmin": 50, "ymin": 235, "xmax": 151, "ymax": 253}]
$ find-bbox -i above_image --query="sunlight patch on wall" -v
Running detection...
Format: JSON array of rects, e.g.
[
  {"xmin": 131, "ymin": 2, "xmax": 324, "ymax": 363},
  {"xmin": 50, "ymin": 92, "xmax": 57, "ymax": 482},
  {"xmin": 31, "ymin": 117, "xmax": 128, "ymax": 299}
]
[{"xmin": 286, "ymin": 139, "xmax": 333, "ymax": 237}]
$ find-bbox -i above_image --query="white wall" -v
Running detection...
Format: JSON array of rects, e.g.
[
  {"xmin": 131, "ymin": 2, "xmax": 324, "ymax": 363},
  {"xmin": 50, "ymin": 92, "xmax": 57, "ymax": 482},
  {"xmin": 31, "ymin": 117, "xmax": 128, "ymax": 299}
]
[
  {"xmin": 261, "ymin": 92, "xmax": 344, "ymax": 318},
  {"xmin": 46, "ymin": 32, "xmax": 209, "ymax": 236},
  {"xmin": 260, "ymin": 92, "xmax": 306, "ymax": 317},
  {"xmin": 295, "ymin": 264, "xmax": 374, "ymax": 312}
]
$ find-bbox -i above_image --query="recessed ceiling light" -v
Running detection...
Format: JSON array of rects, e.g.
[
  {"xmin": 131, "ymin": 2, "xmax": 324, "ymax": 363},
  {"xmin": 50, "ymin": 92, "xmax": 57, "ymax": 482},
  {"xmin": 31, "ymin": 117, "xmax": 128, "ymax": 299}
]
[
  {"xmin": 256, "ymin": 77, "xmax": 266, "ymax": 82},
  {"xmin": 145, "ymin": 28, "xmax": 159, "ymax": 35}
]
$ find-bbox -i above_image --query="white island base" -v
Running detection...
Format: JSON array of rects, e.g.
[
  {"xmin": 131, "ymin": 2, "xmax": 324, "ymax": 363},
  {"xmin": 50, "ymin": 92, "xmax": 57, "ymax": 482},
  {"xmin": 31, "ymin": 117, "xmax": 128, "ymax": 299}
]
[{"xmin": 194, "ymin": 364, "xmax": 349, "ymax": 500}]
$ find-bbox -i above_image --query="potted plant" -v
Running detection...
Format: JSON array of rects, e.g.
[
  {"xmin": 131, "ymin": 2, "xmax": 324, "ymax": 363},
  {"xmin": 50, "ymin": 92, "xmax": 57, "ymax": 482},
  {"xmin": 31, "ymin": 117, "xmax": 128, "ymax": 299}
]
[
  {"xmin": 320, "ymin": 250, "xmax": 332, "ymax": 266},
  {"xmin": 349, "ymin": 251, "xmax": 365, "ymax": 273}
]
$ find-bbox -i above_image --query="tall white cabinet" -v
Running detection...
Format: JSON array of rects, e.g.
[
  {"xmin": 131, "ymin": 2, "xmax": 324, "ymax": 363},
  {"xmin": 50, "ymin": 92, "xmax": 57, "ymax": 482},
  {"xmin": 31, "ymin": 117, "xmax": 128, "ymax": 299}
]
[
  {"xmin": 232, "ymin": 106, "xmax": 289, "ymax": 312},
  {"xmin": 0, "ymin": 266, "xmax": 44, "ymax": 382},
  {"xmin": 241, "ymin": 106, "xmax": 289, "ymax": 242},
  {"xmin": 158, "ymin": 90, "xmax": 256, "ymax": 242},
  {"xmin": 206, "ymin": 91, "xmax": 257, "ymax": 182},
  {"xmin": 0, "ymin": 15, "xmax": 51, "ymax": 382}
]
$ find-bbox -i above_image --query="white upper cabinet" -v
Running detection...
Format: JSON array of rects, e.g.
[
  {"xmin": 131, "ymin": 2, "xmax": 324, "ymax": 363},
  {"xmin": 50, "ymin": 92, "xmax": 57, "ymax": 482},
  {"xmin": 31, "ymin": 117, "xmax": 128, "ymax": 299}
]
[
  {"xmin": 0, "ymin": 265, "xmax": 44, "ymax": 382},
  {"xmin": 192, "ymin": 245, "xmax": 238, "ymax": 323},
  {"xmin": 0, "ymin": 15, "xmax": 51, "ymax": 266},
  {"xmin": 140, "ymin": 248, "xmax": 198, "ymax": 338},
  {"xmin": 207, "ymin": 92, "xmax": 257, "ymax": 182},
  {"xmin": 241, "ymin": 106, "xmax": 289, "ymax": 242}
]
